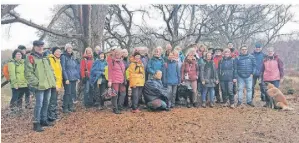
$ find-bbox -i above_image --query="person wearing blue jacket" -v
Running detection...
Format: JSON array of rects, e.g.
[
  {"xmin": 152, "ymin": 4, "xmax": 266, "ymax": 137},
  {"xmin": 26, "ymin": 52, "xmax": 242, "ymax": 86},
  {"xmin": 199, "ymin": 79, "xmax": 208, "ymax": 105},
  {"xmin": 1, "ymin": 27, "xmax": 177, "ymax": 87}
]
[
  {"xmin": 235, "ymin": 45, "xmax": 256, "ymax": 107},
  {"xmin": 162, "ymin": 52, "xmax": 180, "ymax": 108},
  {"xmin": 218, "ymin": 48, "xmax": 237, "ymax": 108},
  {"xmin": 147, "ymin": 47, "xmax": 164, "ymax": 79},
  {"xmin": 251, "ymin": 43, "xmax": 266, "ymax": 101},
  {"xmin": 60, "ymin": 44, "xmax": 80, "ymax": 113},
  {"xmin": 90, "ymin": 51, "xmax": 107, "ymax": 110}
]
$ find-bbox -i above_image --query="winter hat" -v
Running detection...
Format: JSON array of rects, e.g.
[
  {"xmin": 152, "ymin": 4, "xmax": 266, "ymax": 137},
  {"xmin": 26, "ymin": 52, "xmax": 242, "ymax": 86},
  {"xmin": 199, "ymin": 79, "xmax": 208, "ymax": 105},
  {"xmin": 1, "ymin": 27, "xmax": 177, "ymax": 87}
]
[
  {"xmin": 255, "ymin": 43, "xmax": 262, "ymax": 48},
  {"xmin": 33, "ymin": 40, "xmax": 44, "ymax": 46},
  {"xmin": 52, "ymin": 47, "xmax": 60, "ymax": 54},
  {"xmin": 17, "ymin": 45, "xmax": 26, "ymax": 50},
  {"xmin": 12, "ymin": 49, "xmax": 23, "ymax": 59}
]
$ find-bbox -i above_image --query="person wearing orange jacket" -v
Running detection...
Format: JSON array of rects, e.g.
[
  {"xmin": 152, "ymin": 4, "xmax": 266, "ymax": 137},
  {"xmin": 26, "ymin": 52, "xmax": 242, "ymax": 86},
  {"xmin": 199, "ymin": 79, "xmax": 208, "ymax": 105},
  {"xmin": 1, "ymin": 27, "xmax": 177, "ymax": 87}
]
[
  {"xmin": 213, "ymin": 48, "xmax": 223, "ymax": 103},
  {"xmin": 80, "ymin": 47, "xmax": 94, "ymax": 108},
  {"xmin": 127, "ymin": 52, "xmax": 145, "ymax": 113}
]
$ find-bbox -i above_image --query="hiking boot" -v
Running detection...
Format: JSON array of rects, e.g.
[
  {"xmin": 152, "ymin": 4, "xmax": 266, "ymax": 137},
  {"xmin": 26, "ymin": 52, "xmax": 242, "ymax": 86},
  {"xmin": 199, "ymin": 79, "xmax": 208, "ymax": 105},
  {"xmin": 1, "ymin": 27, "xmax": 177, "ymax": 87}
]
[
  {"xmin": 113, "ymin": 108, "xmax": 121, "ymax": 114},
  {"xmin": 69, "ymin": 108, "xmax": 76, "ymax": 112},
  {"xmin": 229, "ymin": 104, "xmax": 235, "ymax": 109},
  {"xmin": 202, "ymin": 102, "xmax": 206, "ymax": 108},
  {"xmin": 97, "ymin": 106, "xmax": 104, "ymax": 111},
  {"xmin": 215, "ymin": 100, "xmax": 221, "ymax": 104},
  {"xmin": 193, "ymin": 102, "xmax": 198, "ymax": 107},
  {"xmin": 25, "ymin": 104, "xmax": 33, "ymax": 109},
  {"xmin": 247, "ymin": 102, "xmax": 255, "ymax": 107},
  {"xmin": 187, "ymin": 103, "xmax": 191, "ymax": 108},
  {"xmin": 222, "ymin": 102, "xmax": 229, "ymax": 107},
  {"xmin": 63, "ymin": 109, "xmax": 71, "ymax": 114},
  {"xmin": 236, "ymin": 102, "xmax": 242, "ymax": 107},
  {"xmin": 33, "ymin": 123, "xmax": 44, "ymax": 132},
  {"xmin": 165, "ymin": 108, "xmax": 171, "ymax": 112},
  {"xmin": 40, "ymin": 120, "xmax": 54, "ymax": 126},
  {"xmin": 132, "ymin": 109, "xmax": 141, "ymax": 113}
]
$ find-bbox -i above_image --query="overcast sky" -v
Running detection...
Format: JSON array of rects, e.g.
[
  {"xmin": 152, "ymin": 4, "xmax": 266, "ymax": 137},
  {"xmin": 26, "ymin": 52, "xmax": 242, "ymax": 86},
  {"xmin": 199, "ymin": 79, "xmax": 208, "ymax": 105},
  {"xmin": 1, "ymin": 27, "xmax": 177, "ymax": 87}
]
[{"xmin": 1, "ymin": 4, "xmax": 299, "ymax": 50}]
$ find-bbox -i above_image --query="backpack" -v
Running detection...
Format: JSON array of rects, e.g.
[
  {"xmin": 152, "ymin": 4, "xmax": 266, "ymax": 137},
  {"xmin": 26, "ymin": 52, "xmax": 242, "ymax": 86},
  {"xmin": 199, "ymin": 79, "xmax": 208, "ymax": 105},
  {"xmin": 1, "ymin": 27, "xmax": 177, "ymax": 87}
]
[{"xmin": 2, "ymin": 63, "xmax": 10, "ymax": 81}]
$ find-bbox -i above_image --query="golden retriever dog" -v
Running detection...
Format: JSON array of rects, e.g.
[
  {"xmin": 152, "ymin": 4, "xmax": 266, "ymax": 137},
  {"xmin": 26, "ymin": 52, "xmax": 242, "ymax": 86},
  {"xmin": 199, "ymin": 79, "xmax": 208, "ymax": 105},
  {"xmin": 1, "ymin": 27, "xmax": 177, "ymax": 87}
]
[{"xmin": 265, "ymin": 83, "xmax": 293, "ymax": 111}]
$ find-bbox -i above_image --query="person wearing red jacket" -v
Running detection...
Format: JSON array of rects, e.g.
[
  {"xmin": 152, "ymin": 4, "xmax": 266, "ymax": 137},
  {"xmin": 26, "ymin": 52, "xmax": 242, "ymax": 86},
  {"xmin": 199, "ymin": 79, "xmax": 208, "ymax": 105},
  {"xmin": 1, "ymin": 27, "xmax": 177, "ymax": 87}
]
[
  {"xmin": 80, "ymin": 47, "xmax": 94, "ymax": 108},
  {"xmin": 228, "ymin": 42, "xmax": 239, "ymax": 58},
  {"xmin": 213, "ymin": 48, "xmax": 223, "ymax": 103}
]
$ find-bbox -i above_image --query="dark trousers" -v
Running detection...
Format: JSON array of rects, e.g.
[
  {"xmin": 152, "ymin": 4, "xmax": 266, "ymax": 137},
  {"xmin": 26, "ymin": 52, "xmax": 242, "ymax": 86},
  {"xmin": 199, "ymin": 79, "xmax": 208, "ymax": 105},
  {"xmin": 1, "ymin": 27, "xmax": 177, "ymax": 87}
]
[
  {"xmin": 215, "ymin": 83, "xmax": 221, "ymax": 102},
  {"xmin": 111, "ymin": 83, "xmax": 126, "ymax": 109},
  {"xmin": 124, "ymin": 81, "xmax": 130, "ymax": 107},
  {"xmin": 83, "ymin": 80, "xmax": 95, "ymax": 107},
  {"xmin": 252, "ymin": 76, "xmax": 265, "ymax": 100},
  {"xmin": 63, "ymin": 81, "xmax": 76, "ymax": 111},
  {"xmin": 10, "ymin": 88, "xmax": 27, "ymax": 109},
  {"xmin": 131, "ymin": 87, "xmax": 143, "ymax": 110},
  {"xmin": 48, "ymin": 88, "xmax": 58, "ymax": 120},
  {"xmin": 220, "ymin": 81, "xmax": 235, "ymax": 104},
  {"xmin": 94, "ymin": 82, "xmax": 107, "ymax": 107}
]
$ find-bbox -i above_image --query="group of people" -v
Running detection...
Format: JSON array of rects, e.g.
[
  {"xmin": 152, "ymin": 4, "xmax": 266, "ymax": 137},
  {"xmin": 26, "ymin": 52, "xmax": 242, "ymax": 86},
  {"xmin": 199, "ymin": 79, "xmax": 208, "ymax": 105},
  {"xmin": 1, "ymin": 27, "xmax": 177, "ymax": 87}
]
[{"xmin": 6, "ymin": 40, "xmax": 284, "ymax": 132}]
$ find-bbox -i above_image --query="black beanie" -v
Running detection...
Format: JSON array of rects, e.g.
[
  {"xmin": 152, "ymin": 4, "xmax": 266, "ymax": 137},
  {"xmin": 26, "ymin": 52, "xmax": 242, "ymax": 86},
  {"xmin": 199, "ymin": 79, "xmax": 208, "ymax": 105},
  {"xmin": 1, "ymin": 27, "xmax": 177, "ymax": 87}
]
[
  {"xmin": 12, "ymin": 49, "xmax": 23, "ymax": 59},
  {"xmin": 52, "ymin": 47, "xmax": 60, "ymax": 54},
  {"xmin": 17, "ymin": 45, "xmax": 26, "ymax": 50}
]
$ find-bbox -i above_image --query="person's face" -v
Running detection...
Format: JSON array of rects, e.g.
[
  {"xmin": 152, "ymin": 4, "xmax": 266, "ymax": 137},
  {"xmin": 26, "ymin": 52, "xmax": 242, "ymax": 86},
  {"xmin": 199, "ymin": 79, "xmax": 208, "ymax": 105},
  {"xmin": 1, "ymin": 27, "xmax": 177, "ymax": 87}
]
[
  {"xmin": 99, "ymin": 53, "xmax": 105, "ymax": 60},
  {"xmin": 224, "ymin": 50, "xmax": 231, "ymax": 57},
  {"xmin": 206, "ymin": 53, "xmax": 212, "ymax": 60},
  {"xmin": 173, "ymin": 52, "xmax": 179, "ymax": 59},
  {"xmin": 154, "ymin": 71, "xmax": 162, "ymax": 80},
  {"xmin": 241, "ymin": 47, "xmax": 248, "ymax": 55},
  {"xmin": 267, "ymin": 49, "xmax": 275, "ymax": 56},
  {"xmin": 15, "ymin": 52, "xmax": 22, "ymax": 60},
  {"xmin": 86, "ymin": 49, "xmax": 92, "ymax": 56},
  {"xmin": 187, "ymin": 54, "xmax": 193, "ymax": 60},
  {"xmin": 122, "ymin": 50, "xmax": 129, "ymax": 57},
  {"xmin": 228, "ymin": 43, "xmax": 233, "ymax": 49},
  {"xmin": 66, "ymin": 47, "xmax": 73, "ymax": 54},
  {"xmin": 21, "ymin": 49, "xmax": 26, "ymax": 55},
  {"xmin": 54, "ymin": 49, "xmax": 62, "ymax": 58},
  {"xmin": 135, "ymin": 55, "xmax": 141, "ymax": 62},
  {"xmin": 215, "ymin": 50, "xmax": 222, "ymax": 56},
  {"xmin": 255, "ymin": 47, "xmax": 262, "ymax": 53},
  {"xmin": 168, "ymin": 53, "xmax": 175, "ymax": 60},
  {"xmin": 166, "ymin": 45, "xmax": 172, "ymax": 52},
  {"xmin": 115, "ymin": 50, "xmax": 122, "ymax": 59},
  {"xmin": 35, "ymin": 45, "xmax": 44, "ymax": 53},
  {"xmin": 154, "ymin": 50, "xmax": 161, "ymax": 57}
]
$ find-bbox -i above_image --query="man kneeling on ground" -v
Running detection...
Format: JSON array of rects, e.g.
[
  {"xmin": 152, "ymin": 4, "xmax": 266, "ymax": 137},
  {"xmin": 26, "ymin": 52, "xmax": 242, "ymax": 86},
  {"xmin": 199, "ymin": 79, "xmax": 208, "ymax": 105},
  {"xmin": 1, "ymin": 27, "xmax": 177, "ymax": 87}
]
[{"xmin": 142, "ymin": 70, "xmax": 170, "ymax": 111}]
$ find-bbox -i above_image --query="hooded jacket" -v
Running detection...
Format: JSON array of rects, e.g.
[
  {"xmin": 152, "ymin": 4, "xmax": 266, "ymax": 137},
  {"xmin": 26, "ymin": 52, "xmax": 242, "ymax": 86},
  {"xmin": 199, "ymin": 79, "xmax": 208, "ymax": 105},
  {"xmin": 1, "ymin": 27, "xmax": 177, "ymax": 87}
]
[
  {"xmin": 8, "ymin": 59, "xmax": 27, "ymax": 88},
  {"xmin": 162, "ymin": 60, "xmax": 180, "ymax": 85},
  {"xmin": 147, "ymin": 56, "xmax": 164, "ymax": 75},
  {"xmin": 90, "ymin": 58, "xmax": 107, "ymax": 85},
  {"xmin": 181, "ymin": 59, "xmax": 199, "ymax": 82},
  {"xmin": 80, "ymin": 55, "xmax": 94, "ymax": 79},
  {"xmin": 25, "ymin": 52, "xmax": 56, "ymax": 90},
  {"xmin": 48, "ymin": 54, "xmax": 63, "ymax": 88},
  {"xmin": 60, "ymin": 52, "xmax": 80, "ymax": 81},
  {"xmin": 200, "ymin": 60, "xmax": 219, "ymax": 87},
  {"xmin": 218, "ymin": 57, "xmax": 237, "ymax": 81},
  {"xmin": 107, "ymin": 56, "xmax": 126, "ymax": 84},
  {"xmin": 261, "ymin": 54, "xmax": 284, "ymax": 82},
  {"xmin": 252, "ymin": 51, "xmax": 266, "ymax": 76},
  {"xmin": 127, "ymin": 59, "xmax": 145, "ymax": 88}
]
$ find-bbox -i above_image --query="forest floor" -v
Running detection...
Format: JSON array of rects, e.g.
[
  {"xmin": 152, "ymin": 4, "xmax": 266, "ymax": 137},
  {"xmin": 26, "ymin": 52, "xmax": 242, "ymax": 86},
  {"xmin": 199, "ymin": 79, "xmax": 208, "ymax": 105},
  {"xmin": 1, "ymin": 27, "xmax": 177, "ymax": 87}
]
[{"xmin": 1, "ymin": 76, "xmax": 299, "ymax": 143}]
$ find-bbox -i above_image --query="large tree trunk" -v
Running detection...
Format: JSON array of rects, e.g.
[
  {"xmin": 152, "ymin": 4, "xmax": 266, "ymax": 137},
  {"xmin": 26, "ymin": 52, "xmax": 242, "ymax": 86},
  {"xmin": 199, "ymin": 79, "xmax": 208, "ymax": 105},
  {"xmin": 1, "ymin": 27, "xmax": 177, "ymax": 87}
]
[
  {"xmin": 82, "ymin": 5, "xmax": 92, "ymax": 51},
  {"xmin": 90, "ymin": 5, "xmax": 108, "ymax": 50}
]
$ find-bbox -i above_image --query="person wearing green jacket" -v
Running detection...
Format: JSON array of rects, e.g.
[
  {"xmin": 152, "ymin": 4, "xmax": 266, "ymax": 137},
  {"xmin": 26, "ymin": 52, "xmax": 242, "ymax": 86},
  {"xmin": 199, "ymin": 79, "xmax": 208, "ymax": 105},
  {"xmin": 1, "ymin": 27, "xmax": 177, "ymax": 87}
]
[
  {"xmin": 8, "ymin": 49, "xmax": 28, "ymax": 112},
  {"xmin": 17, "ymin": 45, "xmax": 32, "ymax": 109},
  {"xmin": 25, "ymin": 40, "xmax": 56, "ymax": 132}
]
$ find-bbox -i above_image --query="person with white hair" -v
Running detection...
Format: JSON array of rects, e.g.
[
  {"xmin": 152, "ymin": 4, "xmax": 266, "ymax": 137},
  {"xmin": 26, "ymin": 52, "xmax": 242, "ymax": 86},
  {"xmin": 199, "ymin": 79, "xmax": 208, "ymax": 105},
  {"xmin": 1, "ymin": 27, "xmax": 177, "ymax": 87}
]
[
  {"xmin": 147, "ymin": 47, "xmax": 164, "ymax": 79},
  {"xmin": 60, "ymin": 43, "xmax": 80, "ymax": 113}
]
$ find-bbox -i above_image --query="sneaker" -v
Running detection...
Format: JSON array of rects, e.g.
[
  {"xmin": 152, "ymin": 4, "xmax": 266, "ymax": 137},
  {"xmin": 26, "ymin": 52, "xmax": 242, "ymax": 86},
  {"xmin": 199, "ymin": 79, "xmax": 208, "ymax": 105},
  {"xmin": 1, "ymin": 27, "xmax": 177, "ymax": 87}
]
[
  {"xmin": 229, "ymin": 104, "xmax": 235, "ymax": 109},
  {"xmin": 132, "ymin": 109, "xmax": 141, "ymax": 113},
  {"xmin": 247, "ymin": 102, "xmax": 255, "ymax": 107},
  {"xmin": 202, "ymin": 102, "xmax": 206, "ymax": 108}
]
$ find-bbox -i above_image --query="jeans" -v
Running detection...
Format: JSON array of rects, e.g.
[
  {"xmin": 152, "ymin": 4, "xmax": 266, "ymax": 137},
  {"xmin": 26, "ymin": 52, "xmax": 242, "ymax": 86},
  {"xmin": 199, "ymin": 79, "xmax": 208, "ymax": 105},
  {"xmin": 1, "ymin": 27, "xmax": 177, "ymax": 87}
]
[
  {"xmin": 167, "ymin": 85, "xmax": 178, "ymax": 107},
  {"xmin": 252, "ymin": 76, "xmax": 265, "ymax": 100},
  {"xmin": 24, "ymin": 87, "xmax": 31, "ymax": 107},
  {"xmin": 48, "ymin": 88, "xmax": 58, "ymax": 120},
  {"xmin": 111, "ymin": 83, "xmax": 126, "ymax": 109},
  {"xmin": 220, "ymin": 81, "xmax": 235, "ymax": 104},
  {"xmin": 34, "ymin": 89, "xmax": 51, "ymax": 122},
  {"xmin": 63, "ymin": 81, "xmax": 76, "ymax": 111},
  {"xmin": 265, "ymin": 80, "xmax": 280, "ymax": 88},
  {"xmin": 202, "ymin": 86, "xmax": 215, "ymax": 103},
  {"xmin": 131, "ymin": 87, "xmax": 143, "ymax": 110},
  {"xmin": 83, "ymin": 80, "xmax": 94, "ymax": 107},
  {"xmin": 147, "ymin": 99, "xmax": 167, "ymax": 110},
  {"xmin": 237, "ymin": 76, "xmax": 253, "ymax": 104}
]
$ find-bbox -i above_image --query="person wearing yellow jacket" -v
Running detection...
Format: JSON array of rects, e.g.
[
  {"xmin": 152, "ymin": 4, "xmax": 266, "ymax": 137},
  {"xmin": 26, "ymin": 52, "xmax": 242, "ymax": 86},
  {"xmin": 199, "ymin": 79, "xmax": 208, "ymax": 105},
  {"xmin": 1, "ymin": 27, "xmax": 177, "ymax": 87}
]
[
  {"xmin": 47, "ymin": 47, "xmax": 63, "ymax": 122},
  {"xmin": 127, "ymin": 52, "xmax": 145, "ymax": 113}
]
